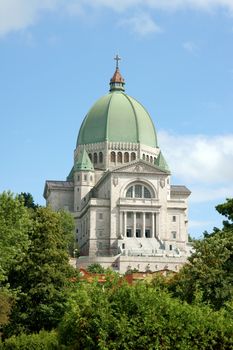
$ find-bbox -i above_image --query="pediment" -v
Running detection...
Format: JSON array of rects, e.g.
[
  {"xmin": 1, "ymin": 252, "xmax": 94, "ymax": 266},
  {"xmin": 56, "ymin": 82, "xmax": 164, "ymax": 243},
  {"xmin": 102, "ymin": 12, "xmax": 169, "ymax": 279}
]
[{"xmin": 112, "ymin": 160, "xmax": 169, "ymax": 175}]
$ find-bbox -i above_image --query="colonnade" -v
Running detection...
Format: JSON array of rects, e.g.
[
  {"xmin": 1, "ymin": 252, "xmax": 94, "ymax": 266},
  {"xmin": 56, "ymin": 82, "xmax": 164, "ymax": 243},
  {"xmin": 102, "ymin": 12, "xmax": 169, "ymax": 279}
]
[{"xmin": 121, "ymin": 211, "xmax": 158, "ymax": 238}]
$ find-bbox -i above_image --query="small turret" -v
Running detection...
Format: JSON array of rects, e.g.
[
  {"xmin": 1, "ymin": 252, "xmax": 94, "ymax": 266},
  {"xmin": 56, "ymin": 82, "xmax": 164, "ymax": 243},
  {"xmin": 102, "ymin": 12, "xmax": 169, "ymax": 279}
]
[
  {"xmin": 73, "ymin": 148, "xmax": 94, "ymax": 212},
  {"xmin": 109, "ymin": 54, "xmax": 125, "ymax": 92}
]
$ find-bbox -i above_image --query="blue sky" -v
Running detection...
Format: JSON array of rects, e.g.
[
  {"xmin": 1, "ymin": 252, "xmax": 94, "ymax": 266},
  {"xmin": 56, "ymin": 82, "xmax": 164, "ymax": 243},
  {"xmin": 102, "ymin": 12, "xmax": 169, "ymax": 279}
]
[{"xmin": 0, "ymin": 0, "xmax": 233, "ymax": 237}]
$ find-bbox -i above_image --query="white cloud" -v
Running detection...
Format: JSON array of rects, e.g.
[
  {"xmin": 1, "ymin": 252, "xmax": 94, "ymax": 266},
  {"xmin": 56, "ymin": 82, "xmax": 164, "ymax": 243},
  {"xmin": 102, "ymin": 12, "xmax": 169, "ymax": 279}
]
[
  {"xmin": 190, "ymin": 185, "xmax": 233, "ymax": 202},
  {"xmin": 119, "ymin": 12, "xmax": 162, "ymax": 36},
  {"xmin": 1, "ymin": 0, "xmax": 233, "ymax": 37},
  {"xmin": 74, "ymin": 0, "xmax": 233, "ymax": 13},
  {"xmin": 158, "ymin": 131, "xmax": 233, "ymax": 205},
  {"xmin": 158, "ymin": 131, "xmax": 233, "ymax": 184},
  {"xmin": 0, "ymin": 0, "xmax": 59, "ymax": 37}
]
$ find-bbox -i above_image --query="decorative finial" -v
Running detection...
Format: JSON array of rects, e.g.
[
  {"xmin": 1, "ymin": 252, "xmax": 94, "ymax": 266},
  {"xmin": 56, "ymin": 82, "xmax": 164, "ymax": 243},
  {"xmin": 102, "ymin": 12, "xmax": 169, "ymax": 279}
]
[
  {"xmin": 109, "ymin": 54, "xmax": 125, "ymax": 92},
  {"xmin": 114, "ymin": 54, "xmax": 121, "ymax": 69}
]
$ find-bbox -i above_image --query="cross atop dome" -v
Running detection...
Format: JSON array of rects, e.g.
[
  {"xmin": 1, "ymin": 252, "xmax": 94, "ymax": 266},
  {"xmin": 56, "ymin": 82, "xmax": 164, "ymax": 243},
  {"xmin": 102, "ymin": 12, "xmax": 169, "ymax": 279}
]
[
  {"xmin": 114, "ymin": 54, "xmax": 121, "ymax": 69},
  {"xmin": 110, "ymin": 54, "xmax": 125, "ymax": 92}
]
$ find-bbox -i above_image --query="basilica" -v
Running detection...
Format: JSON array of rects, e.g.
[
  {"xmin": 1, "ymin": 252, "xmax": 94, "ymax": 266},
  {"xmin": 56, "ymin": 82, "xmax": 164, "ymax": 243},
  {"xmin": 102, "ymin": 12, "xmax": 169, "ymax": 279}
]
[{"xmin": 44, "ymin": 58, "xmax": 192, "ymax": 273}]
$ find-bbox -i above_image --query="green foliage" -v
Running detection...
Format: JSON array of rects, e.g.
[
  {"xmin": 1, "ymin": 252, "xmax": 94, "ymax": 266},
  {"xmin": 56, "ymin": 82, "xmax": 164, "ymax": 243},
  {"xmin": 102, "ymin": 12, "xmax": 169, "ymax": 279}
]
[
  {"xmin": 1, "ymin": 193, "xmax": 232, "ymax": 348},
  {"xmin": 0, "ymin": 192, "xmax": 31, "ymax": 334},
  {"xmin": 188, "ymin": 233, "xmax": 194, "ymax": 242},
  {"xmin": 0, "ymin": 289, "xmax": 13, "ymax": 328},
  {"xmin": 169, "ymin": 198, "xmax": 233, "ymax": 310},
  {"xmin": 0, "ymin": 192, "xmax": 31, "ymax": 282},
  {"xmin": 0, "ymin": 330, "xmax": 59, "ymax": 350},
  {"xmin": 19, "ymin": 192, "xmax": 38, "ymax": 210},
  {"xmin": 58, "ymin": 282, "xmax": 233, "ymax": 350},
  {"xmin": 5, "ymin": 207, "xmax": 76, "ymax": 336},
  {"xmin": 170, "ymin": 228, "xmax": 233, "ymax": 309},
  {"xmin": 87, "ymin": 263, "xmax": 106, "ymax": 274},
  {"xmin": 216, "ymin": 197, "xmax": 233, "ymax": 229}
]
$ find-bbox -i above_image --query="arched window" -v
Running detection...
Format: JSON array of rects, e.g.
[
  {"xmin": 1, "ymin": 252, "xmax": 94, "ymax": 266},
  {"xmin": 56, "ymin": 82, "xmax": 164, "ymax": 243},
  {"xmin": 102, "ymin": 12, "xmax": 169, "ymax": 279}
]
[
  {"xmin": 135, "ymin": 185, "xmax": 142, "ymax": 198},
  {"xmin": 126, "ymin": 183, "xmax": 152, "ymax": 199},
  {"xmin": 126, "ymin": 186, "xmax": 133, "ymax": 198},
  {"xmin": 146, "ymin": 155, "xmax": 149, "ymax": 162},
  {"xmin": 131, "ymin": 152, "xmax": 136, "ymax": 161},
  {"xmin": 150, "ymin": 156, "xmax": 153, "ymax": 163},
  {"xmin": 144, "ymin": 187, "xmax": 151, "ymax": 198},
  {"xmin": 94, "ymin": 153, "xmax": 97, "ymax": 164},
  {"xmin": 154, "ymin": 157, "xmax": 156, "ymax": 164},
  {"xmin": 99, "ymin": 152, "xmax": 103, "ymax": 163},
  {"xmin": 124, "ymin": 152, "xmax": 129, "ymax": 163},
  {"xmin": 117, "ymin": 152, "xmax": 122, "ymax": 163},
  {"xmin": 88, "ymin": 153, "xmax": 92, "ymax": 161},
  {"xmin": 110, "ymin": 151, "xmax": 116, "ymax": 163},
  {"xmin": 142, "ymin": 153, "xmax": 145, "ymax": 160}
]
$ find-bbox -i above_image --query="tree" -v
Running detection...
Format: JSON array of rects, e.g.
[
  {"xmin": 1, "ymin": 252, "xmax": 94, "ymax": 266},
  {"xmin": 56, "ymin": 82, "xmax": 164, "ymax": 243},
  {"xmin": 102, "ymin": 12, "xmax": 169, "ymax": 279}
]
[
  {"xmin": 0, "ymin": 289, "xmax": 13, "ymax": 329},
  {"xmin": 58, "ymin": 281, "xmax": 233, "ymax": 349},
  {"xmin": 18, "ymin": 192, "xmax": 38, "ymax": 210},
  {"xmin": 0, "ymin": 191, "xmax": 31, "ymax": 282},
  {"xmin": 216, "ymin": 198, "xmax": 233, "ymax": 229},
  {"xmin": 169, "ymin": 198, "xmax": 233, "ymax": 310},
  {"xmin": 0, "ymin": 192, "xmax": 31, "ymax": 336},
  {"xmin": 87, "ymin": 263, "xmax": 105, "ymax": 274},
  {"xmin": 5, "ymin": 206, "xmax": 76, "ymax": 336}
]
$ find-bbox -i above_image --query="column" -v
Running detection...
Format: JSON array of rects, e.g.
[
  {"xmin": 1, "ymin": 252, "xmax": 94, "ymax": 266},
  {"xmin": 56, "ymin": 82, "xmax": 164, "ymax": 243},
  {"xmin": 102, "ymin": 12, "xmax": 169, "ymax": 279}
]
[
  {"xmin": 156, "ymin": 213, "xmax": 159, "ymax": 238},
  {"xmin": 123, "ymin": 211, "xmax": 127, "ymax": 237},
  {"xmin": 152, "ymin": 212, "xmax": 155, "ymax": 238},
  {"xmin": 142, "ymin": 212, "xmax": 145, "ymax": 237},
  {"xmin": 133, "ymin": 212, "xmax": 136, "ymax": 237}
]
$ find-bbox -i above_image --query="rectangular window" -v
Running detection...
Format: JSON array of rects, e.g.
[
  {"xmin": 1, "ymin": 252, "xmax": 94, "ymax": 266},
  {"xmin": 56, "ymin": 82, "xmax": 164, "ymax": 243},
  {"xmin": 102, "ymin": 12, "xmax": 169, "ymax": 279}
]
[
  {"xmin": 84, "ymin": 175, "xmax": 87, "ymax": 181},
  {"xmin": 127, "ymin": 212, "xmax": 132, "ymax": 218},
  {"xmin": 77, "ymin": 175, "xmax": 80, "ymax": 181},
  {"xmin": 172, "ymin": 216, "xmax": 176, "ymax": 222},
  {"xmin": 172, "ymin": 231, "xmax": 176, "ymax": 239},
  {"xmin": 136, "ymin": 212, "xmax": 141, "ymax": 219},
  {"xmin": 145, "ymin": 229, "xmax": 151, "ymax": 238},
  {"xmin": 99, "ymin": 213, "xmax": 103, "ymax": 220},
  {"xmin": 145, "ymin": 213, "xmax": 150, "ymax": 219},
  {"xmin": 126, "ymin": 228, "xmax": 132, "ymax": 237},
  {"xmin": 169, "ymin": 245, "xmax": 173, "ymax": 251},
  {"xmin": 136, "ymin": 229, "xmax": 141, "ymax": 238},
  {"xmin": 122, "ymin": 243, "xmax": 125, "ymax": 249}
]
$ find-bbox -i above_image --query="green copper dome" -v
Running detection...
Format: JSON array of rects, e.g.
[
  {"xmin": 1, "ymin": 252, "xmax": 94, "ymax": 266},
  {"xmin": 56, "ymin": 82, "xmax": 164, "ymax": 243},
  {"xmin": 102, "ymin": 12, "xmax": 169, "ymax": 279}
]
[{"xmin": 77, "ymin": 69, "xmax": 158, "ymax": 148}]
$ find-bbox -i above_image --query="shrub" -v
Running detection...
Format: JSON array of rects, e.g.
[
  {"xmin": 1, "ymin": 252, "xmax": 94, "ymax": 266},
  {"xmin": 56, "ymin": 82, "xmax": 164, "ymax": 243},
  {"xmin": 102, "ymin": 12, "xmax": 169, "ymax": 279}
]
[
  {"xmin": 1, "ymin": 330, "xmax": 59, "ymax": 350},
  {"xmin": 58, "ymin": 282, "xmax": 233, "ymax": 349}
]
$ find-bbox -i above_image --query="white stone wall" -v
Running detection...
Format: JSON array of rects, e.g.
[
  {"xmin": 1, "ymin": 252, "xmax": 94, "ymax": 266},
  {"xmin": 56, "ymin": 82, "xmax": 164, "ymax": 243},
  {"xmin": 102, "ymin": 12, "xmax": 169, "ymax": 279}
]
[
  {"xmin": 46, "ymin": 189, "xmax": 74, "ymax": 212},
  {"xmin": 45, "ymin": 138, "xmax": 190, "ymax": 273},
  {"xmin": 76, "ymin": 255, "xmax": 188, "ymax": 274}
]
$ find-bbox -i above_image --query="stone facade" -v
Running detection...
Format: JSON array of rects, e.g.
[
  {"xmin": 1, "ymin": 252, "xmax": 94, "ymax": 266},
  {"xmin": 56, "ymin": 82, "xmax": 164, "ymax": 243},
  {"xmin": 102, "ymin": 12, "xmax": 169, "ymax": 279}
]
[
  {"xmin": 44, "ymin": 66, "xmax": 192, "ymax": 273},
  {"xmin": 44, "ymin": 147, "xmax": 192, "ymax": 273}
]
